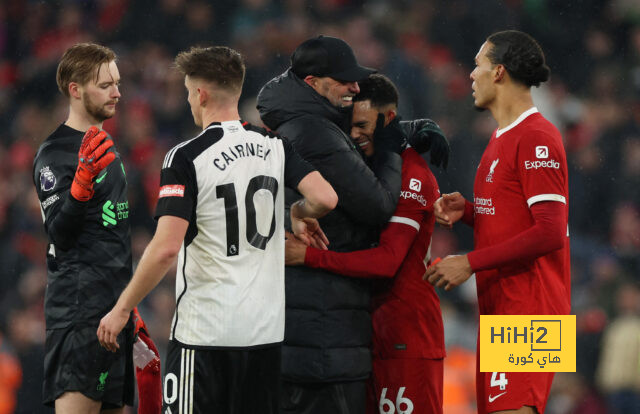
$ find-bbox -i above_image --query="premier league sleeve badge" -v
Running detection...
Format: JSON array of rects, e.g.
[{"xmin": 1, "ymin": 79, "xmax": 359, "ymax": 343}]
[{"xmin": 40, "ymin": 166, "xmax": 57, "ymax": 192}]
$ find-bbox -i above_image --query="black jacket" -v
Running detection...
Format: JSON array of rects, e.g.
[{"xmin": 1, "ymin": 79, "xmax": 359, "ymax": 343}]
[
  {"xmin": 257, "ymin": 69, "xmax": 402, "ymax": 382},
  {"xmin": 33, "ymin": 124, "xmax": 131, "ymax": 329}
]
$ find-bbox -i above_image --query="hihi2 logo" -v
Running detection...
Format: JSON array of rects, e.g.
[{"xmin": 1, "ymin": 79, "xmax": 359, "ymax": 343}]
[{"xmin": 479, "ymin": 315, "xmax": 575, "ymax": 372}]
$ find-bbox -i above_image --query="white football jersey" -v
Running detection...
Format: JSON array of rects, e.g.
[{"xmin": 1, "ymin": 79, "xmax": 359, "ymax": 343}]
[{"xmin": 156, "ymin": 120, "xmax": 313, "ymax": 347}]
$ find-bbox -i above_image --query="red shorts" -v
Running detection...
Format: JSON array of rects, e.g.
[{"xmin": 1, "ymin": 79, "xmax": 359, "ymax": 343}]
[
  {"xmin": 366, "ymin": 358, "xmax": 443, "ymax": 414},
  {"xmin": 476, "ymin": 369, "xmax": 555, "ymax": 414}
]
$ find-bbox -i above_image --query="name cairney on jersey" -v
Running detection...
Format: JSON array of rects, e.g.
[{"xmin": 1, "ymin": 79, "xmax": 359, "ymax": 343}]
[{"xmin": 156, "ymin": 120, "xmax": 312, "ymax": 348}]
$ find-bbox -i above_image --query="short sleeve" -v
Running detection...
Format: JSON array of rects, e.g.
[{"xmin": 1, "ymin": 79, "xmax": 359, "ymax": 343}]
[
  {"xmin": 516, "ymin": 130, "xmax": 568, "ymax": 207},
  {"xmin": 389, "ymin": 154, "xmax": 436, "ymax": 231},
  {"xmin": 281, "ymin": 135, "xmax": 315, "ymax": 188},
  {"xmin": 155, "ymin": 148, "xmax": 197, "ymax": 221}
]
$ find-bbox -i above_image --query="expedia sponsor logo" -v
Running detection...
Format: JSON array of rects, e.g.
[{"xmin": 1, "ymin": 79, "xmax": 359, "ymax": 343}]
[
  {"xmin": 536, "ymin": 146, "xmax": 548, "ymax": 159},
  {"xmin": 400, "ymin": 190, "xmax": 427, "ymax": 206},
  {"xmin": 41, "ymin": 194, "xmax": 59, "ymax": 209},
  {"xmin": 524, "ymin": 159, "xmax": 560, "ymax": 170},
  {"xmin": 409, "ymin": 178, "xmax": 421, "ymax": 192},
  {"xmin": 159, "ymin": 184, "xmax": 185, "ymax": 198},
  {"xmin": 474, "ymin": 196, "xmax": 495, "ymax": 215}
]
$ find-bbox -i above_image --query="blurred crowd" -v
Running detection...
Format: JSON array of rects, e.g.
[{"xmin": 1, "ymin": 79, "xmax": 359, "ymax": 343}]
[{"xmin": 1, "ymin": 0, "xmax": 639, "ymax": 413}]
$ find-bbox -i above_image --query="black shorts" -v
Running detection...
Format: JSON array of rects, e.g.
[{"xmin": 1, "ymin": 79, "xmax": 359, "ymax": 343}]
[
  {"xmin": 43, "ymin": 320, "xmax": 135, "ymax": 408},
  {"xmin": 163, "ymin": 340, "xmax": 281, "ymax": 414}
]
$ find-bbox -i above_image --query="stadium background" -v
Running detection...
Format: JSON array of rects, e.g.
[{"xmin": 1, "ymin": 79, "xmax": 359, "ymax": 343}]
[{"xmin": 0, "ymin": 0, "xmax": 639, "ymax": 412}]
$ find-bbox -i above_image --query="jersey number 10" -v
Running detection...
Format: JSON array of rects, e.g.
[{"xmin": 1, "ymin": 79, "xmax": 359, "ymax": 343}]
[{"xmin": 216, "ymin": 175, "xmax": 278, "ymax": 256}]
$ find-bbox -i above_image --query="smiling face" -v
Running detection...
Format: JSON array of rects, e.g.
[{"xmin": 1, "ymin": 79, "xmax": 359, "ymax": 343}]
[
  {"xmin": 311, "ymin": 76, "xmax": 360, "ymax": 108},
  {"xmin": 79, "ymin": 60, "xmax": 121, "ymax": 123},
  {"xmin": 470, "ymin": 41, "xmax": 497, "ymax": 110},
  {"xmin": 350, "ymin": 100, "xmax": 378, "ymax": 156}
]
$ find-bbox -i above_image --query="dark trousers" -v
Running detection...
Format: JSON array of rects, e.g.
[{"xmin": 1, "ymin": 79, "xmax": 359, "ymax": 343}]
[{"xmin": 281, "ymin": 380, "xmax": 367, "ymax": 414}]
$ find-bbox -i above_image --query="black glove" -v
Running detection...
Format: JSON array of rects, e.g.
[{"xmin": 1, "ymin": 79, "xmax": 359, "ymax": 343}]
[
  {"xmin": 373, "ymin": 114, "xmax": 407, "ymax": 155},
  {"xmin": 406, "ymin": 118, "xmax": 450, "ymax": 169}
]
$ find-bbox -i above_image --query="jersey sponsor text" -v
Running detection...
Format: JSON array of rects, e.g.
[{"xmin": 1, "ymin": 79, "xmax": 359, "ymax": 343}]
[
  {"xmin": 159, "ymin": 185, "xmax": 185, "ymax": 198},
  {"xmin": 400, "ymin": 190, "xmax": 427, "ymax": 206},
  {"xmin": 524, "ymin": 159, "xmax": 560, "ymax": 170},
  {"xmin": 42, "ymin": 193, "xmax": 59, "ymax": 209},
  {"xmin": 474, "ymin": 196, "xmax": 495, "ymax": 215}
]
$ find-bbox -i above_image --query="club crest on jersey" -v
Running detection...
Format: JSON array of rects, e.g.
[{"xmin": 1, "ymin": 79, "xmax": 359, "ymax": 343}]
[
  {"xmin": 486, "ymin": 158, "xmax": 499, "ymax": 182},
  {"xmin": 536, "ymin": 146, "xmax": 548, "ymax": 159},
  {"xmin": 40, "ymin": 166, "xmax": 56, "ymax": 191},
  {"xmin": 409, "ymin": 178, "xmax": 421, "ymax": 192}
]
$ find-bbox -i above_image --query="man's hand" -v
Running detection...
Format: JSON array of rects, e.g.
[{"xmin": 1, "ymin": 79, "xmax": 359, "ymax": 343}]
[
  {"xmin": 373, "ymin": 114, "xmax": 407, "ymax": 155},
  {"xmin": 435, "ymin": 192, "xmax": 466, "ymax": 228},
  {"xmin": 97, "ymin": 307, "xmax": 130, "ymax": 352},
  {"xmin": 71, "ymin": 126, "xmax": 116, "ymax": 201},
  {"xmin": 285, "ymin": 231, "xmax": 308, "ymax": 265},
  {"xmin": 290, "ymin": 201, "xmax": 330, "ymax": 249},
  {"xmin": 291, "ymin": 215, "xmax": 329, "ymax": 250},
  {"xmin": 423, "ymin": 254, "xmax": 472, "ymax": 291}
]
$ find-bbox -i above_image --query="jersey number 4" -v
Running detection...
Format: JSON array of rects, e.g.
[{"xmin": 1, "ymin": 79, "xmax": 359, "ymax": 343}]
[{"xmin": 216, "ymin": 175, "xmax": 278, "ymax": 256}]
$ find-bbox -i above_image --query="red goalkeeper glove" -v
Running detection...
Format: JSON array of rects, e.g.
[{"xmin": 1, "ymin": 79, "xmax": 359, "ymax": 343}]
[
  {"xmin": 132, "ymin": 308, "xmax": 162, "ymax": 414},
  {"xmin": 70, "ymin": 126, "xmax": 116, "ymax": 202}
]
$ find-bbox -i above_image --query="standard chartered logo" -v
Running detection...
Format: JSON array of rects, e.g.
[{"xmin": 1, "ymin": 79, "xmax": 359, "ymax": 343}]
[
  {"xmin": 102, "ymin": 201, "xmax": 117, "ymax": 226},
  {"xmin": 102, "ymin": 200, "xmax": 129, "ymax": 227}
]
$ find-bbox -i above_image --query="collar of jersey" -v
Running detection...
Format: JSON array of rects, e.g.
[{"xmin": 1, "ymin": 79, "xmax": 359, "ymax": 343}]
[
  {"xmin": 203, "ymin": 120, "xmax": 245, "ymax": 130},
  {"xmin": 495, "ymin": 107, "xmax": 538, "ymax": 138}
]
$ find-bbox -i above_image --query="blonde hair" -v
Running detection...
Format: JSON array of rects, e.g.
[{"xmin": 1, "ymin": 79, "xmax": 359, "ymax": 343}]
[{"xmin": 56, "ymin": 43, "xmax": 116, "ymax": 97}]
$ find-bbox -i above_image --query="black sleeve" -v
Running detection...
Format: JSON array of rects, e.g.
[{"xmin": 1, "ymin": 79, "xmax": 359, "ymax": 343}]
[
  {"xmin": 48, "ymin": 195, "xmax": 90, "ymax": 250},
  {"xmin": 281, "ymin": 116, "xmax": 402, "ymax": 226},
  {"xmin": 400, "ymin": 119, "xmax": 421, "ymax": 140},
  {"xmin": 281, "ymin": 135, "xmax": 316, "ymax": 188},
  {"xmin": 154, "ymin": 148, "xmax": 197, "ymax": 221},
  {"xmin": 34, "ymin": 151, "xmax": 89, "ymax": 251}
]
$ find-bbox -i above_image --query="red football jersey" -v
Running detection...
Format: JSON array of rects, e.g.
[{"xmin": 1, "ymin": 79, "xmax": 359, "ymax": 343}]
[
  {"xmin": 374, "ymin": 148, "xmax": 444, "ymax": 359},
  {"xmin": 472, "ymin": 108, "xmax": 571, "ymax": 316},
  {"xmin": 305, "ymin": 148, "xmax": 445, "ymax": 359}
]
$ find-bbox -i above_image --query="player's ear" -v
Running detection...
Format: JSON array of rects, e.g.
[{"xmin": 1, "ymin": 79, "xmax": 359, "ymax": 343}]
[
  {"xmin": 198, "ymin": 87, "xmax": 208, "ymax": 107},
  {"xmin": 385, "ymin": 109, "xmax": 397, "ymax": 124},
  {"xmin": 494, "ymin": 64, "xmax": 506, "ymax": 82},
  {"xmin": 68, "ymin": 82, "xmax": 81, "ymax": 99}
]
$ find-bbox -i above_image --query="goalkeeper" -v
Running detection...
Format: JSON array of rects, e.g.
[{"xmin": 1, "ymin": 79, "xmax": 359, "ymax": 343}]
[{"xmin": 32, "ymin": 43, "xmax": 159, "ymax": 413}]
